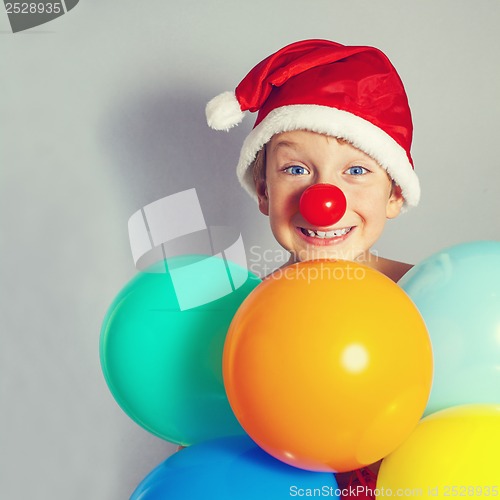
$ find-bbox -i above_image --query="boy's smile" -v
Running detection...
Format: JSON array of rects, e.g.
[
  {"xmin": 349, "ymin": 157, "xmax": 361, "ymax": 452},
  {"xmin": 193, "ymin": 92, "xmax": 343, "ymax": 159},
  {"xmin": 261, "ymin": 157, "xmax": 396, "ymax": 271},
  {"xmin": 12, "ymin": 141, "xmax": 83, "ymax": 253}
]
[
  {"xmin": 297, "ymin": 225, "xmax": 354, "ymax": 245},
  {"xmin": 256, "ymin": 130, "xmax": 404, "ymax": 265}
]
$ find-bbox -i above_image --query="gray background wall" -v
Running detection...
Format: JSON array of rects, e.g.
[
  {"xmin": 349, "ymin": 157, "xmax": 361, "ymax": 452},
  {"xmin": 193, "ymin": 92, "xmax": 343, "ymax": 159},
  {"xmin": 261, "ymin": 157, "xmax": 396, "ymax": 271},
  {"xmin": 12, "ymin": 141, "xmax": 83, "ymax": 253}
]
[{"xmin": 2, "ymin": 1, "xmax": 499, "ymax": 498}]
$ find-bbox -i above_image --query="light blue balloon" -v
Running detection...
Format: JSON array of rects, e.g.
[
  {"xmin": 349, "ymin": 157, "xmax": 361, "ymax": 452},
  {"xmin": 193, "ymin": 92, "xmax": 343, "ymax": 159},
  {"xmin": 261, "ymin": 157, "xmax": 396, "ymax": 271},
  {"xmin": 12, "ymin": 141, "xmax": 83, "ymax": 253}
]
[
  {"xmin": 399, "ymin": 241, "xmax": 500, "ymax": 416},
  {"xmin": 130, "ymin": 435, "xmax": 338, "ymax": 500}
]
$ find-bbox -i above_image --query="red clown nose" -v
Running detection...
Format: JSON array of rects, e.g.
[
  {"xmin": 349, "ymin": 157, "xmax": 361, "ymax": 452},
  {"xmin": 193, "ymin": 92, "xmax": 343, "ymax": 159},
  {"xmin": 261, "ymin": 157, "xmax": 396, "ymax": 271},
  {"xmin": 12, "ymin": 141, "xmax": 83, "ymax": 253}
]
[{"xmin": 299, "ymin": 184, "xmax": 347, "ymax": 227}]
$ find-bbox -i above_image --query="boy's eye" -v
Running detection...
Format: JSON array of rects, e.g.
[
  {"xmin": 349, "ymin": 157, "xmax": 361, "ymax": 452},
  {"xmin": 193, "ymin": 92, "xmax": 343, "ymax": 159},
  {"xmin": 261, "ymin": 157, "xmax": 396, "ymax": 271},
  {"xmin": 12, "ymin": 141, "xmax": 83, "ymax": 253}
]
[
  {"xmin": 284, "ymin": 165, "xmax": 310, "ymax": 176},
  {"xmin": 345, "ymin": 166, "xmax": 369, "ymax": 176}
]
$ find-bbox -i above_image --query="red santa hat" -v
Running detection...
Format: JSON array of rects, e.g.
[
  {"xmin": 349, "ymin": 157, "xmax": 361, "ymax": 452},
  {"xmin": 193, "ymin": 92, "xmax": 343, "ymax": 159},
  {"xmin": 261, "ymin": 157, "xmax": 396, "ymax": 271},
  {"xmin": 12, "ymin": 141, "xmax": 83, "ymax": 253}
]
[{"xmin": 206, "ymin": 39, "xmax": 420, "ymax": 208}]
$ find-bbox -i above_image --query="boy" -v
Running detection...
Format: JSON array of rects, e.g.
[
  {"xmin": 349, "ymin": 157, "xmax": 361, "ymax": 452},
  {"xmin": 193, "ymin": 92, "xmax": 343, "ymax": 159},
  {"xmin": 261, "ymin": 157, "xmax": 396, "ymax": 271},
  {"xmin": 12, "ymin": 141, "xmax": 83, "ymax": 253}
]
[
  {"xmin": 206, "ymin": 38, "xmax": 418, "ymax": 283},
  {"xmin": 205, "ymin": 39, "xmax": 419, "ymax": 493}
]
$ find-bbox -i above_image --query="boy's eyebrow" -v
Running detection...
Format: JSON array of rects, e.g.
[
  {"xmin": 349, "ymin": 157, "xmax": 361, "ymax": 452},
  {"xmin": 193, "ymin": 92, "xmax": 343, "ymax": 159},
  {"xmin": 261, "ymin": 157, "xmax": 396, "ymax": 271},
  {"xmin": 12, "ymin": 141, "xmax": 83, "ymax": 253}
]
[{"xmin": 271, "ymin": 140, "xmax": 299, "ymax": 153}]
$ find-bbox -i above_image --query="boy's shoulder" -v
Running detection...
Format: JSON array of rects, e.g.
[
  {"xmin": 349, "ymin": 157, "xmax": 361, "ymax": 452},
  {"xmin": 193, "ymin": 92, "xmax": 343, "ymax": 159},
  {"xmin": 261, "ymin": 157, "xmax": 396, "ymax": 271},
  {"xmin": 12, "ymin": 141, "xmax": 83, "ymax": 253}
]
[{"xmin": 368, "ymin": 256, "xmax": 413, "ymax": 283}]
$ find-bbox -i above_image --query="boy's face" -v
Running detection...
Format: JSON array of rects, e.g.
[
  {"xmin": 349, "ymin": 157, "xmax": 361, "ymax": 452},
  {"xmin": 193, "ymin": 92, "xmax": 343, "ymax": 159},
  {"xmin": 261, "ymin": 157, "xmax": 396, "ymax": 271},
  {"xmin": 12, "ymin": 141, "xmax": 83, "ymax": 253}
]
[{"xmin": 256, "ymin": 130, "xmax": 404, "ymax": 263}]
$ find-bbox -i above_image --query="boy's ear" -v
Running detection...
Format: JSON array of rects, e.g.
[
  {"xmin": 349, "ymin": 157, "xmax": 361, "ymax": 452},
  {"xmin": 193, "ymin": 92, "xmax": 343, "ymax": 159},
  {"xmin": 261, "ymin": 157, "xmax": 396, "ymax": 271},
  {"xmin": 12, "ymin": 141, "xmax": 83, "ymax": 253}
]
[
  {"xmin": 386, "ymin": 184, "xmax": 405, "ymax": 219},
  {"xmin": 256, "ymin": 179, "xmax": 269, "ymax": 216}
]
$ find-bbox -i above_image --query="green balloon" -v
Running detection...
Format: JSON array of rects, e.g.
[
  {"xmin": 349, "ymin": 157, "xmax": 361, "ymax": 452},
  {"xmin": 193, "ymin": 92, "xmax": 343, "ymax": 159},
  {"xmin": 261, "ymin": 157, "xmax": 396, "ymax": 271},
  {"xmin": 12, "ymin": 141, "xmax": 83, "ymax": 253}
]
[{"xmin": 100, "ymin": 255, "xmax": 261, "ymax": 445}]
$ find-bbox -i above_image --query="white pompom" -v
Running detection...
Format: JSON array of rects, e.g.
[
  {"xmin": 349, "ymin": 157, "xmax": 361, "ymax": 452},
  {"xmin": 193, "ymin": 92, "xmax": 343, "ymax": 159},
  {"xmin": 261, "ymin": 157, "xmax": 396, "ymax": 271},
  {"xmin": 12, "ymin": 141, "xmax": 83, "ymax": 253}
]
[{"xmin": 206, "ymin": 91, "xmax": 245, "ymax": 131}]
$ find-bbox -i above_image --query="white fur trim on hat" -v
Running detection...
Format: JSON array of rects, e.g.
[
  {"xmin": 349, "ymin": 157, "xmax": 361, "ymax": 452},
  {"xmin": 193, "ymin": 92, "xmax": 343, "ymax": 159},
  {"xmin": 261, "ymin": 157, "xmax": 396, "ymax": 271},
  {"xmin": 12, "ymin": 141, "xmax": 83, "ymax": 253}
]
[
  {"xmin": 206, "ymin": 91, "xmax": 245, "ymax": 131},
  {"xmin": 237, "ymin": 105, "xmax": 420, "ymax": 208}
]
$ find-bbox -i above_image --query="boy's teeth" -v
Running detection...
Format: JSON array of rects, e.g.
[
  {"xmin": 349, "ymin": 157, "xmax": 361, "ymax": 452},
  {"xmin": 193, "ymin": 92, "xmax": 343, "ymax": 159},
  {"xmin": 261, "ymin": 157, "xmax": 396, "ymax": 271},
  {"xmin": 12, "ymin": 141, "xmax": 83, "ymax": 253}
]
[{"xmin": 304, "ymin": 227, "xmax": 351, "ymax": 238}]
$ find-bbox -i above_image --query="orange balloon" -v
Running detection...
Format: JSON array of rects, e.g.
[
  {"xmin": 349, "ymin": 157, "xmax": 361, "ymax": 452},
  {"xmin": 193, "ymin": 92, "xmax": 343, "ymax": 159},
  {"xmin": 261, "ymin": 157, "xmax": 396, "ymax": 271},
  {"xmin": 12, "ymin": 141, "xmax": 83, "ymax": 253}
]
[{"xmin": 223, "ymin": 260, "xmax": 433, "ymax": 473}]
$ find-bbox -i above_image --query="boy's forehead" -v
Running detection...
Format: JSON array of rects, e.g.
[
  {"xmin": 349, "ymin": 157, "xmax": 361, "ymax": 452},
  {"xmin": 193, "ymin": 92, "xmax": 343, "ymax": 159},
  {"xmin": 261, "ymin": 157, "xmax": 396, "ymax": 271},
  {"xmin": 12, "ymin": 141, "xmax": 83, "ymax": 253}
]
[{"xmin": 268, "ymin": 130, "xmax": 366, "ymax": 156}]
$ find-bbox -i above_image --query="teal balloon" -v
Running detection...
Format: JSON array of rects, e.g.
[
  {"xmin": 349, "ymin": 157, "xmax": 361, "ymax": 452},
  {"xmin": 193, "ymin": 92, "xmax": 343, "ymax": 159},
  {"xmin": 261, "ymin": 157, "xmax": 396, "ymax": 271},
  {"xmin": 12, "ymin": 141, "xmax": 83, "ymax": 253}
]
[
  {"xmin": 399, "ymin": 241, "xmax": 500, "ymax": 416},
  {"xmin": 130, "ymin": 435, "xmax": 339, "ymax": 500},
  {"xmin": 100, "ymin": 255, "xmax": 261, "ymax": 445}
]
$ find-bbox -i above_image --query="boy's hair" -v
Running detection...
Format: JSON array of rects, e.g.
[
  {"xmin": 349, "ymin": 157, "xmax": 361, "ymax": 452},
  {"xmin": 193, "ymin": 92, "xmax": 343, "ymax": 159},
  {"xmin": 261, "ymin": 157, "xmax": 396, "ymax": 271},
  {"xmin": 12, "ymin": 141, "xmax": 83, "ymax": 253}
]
[{"xmin": 252, "ymin": 147, "xmax": 266, "ymax": 187}]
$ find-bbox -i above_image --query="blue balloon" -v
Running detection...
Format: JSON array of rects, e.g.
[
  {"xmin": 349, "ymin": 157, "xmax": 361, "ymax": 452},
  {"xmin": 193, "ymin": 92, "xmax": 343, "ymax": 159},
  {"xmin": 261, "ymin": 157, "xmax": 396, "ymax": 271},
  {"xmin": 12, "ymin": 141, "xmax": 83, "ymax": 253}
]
[
  {"xmin": 399, "ymin": 241, "xmax": 500, "ymax": 416},
  {"xmin": 131, "ymin": 436, "xmax": 338, "ymax": 500}
]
